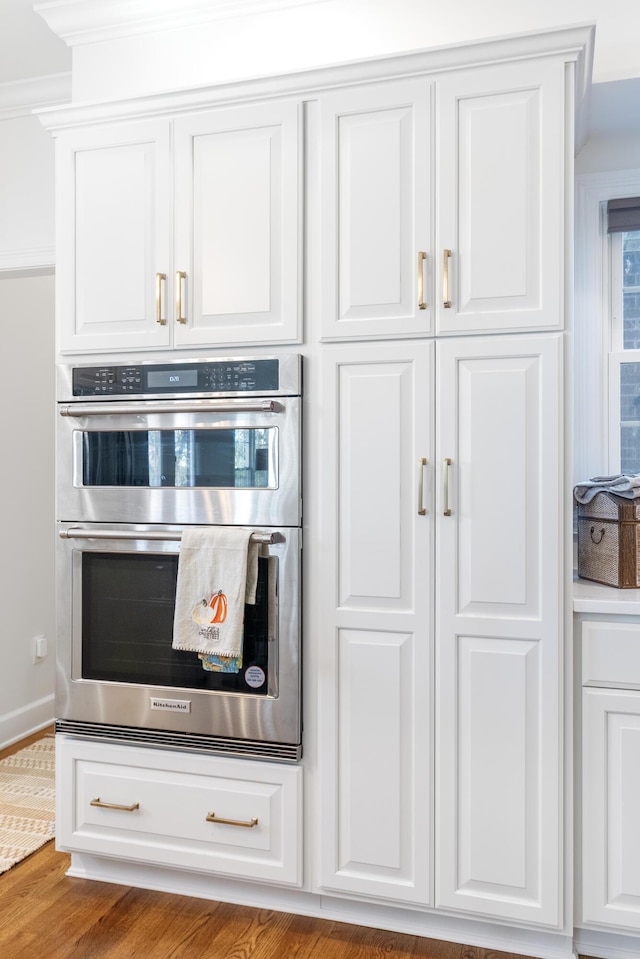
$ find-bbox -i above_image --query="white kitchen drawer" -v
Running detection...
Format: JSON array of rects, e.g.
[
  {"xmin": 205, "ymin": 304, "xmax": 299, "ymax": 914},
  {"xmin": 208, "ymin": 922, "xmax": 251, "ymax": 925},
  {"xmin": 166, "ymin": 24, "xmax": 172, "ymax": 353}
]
[
  {"xmin": 56, "ymin": 735, "xmax": 302, "ymax": 886},
  {"xmin": 581, "ymin": 619, "xmax": 640, "ymax": 688}
]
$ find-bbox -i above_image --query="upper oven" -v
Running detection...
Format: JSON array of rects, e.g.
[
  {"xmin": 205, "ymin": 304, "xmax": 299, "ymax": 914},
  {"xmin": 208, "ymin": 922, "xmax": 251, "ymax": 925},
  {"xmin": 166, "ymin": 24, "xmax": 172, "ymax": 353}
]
[{"xmin": 56, "ymin": 354, "xmax": 301, "ymax": 527}]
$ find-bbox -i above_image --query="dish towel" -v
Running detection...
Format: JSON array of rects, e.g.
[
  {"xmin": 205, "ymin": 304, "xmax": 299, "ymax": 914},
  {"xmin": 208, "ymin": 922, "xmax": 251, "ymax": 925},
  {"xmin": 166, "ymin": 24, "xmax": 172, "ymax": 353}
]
[
  {"xmin": 172, "ymin": 527, "xmax": 260, "ymax": 657},
  {"xmin": 573, "ymin": 473, "xmax": 640, "ymax": 504}
]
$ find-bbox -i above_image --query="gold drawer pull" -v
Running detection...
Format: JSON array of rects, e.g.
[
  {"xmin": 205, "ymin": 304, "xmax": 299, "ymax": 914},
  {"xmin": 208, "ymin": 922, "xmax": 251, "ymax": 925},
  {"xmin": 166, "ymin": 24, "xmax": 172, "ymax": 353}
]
[
  {"xmin": 418, "ymin": 251, "xmax": 427, "ymax": 310},
  {"xmin": 155, "ymin": 272, "xmax": 167, "ymax": 325},
  {"xmin": 443, "ymin": 248, "xmax": 452, "ymax": 308},
  {"xmin": 206, "ymin": 812, "xmax": 259, "ymax": 828},
  {"xmin": 176, "ymin": 270, "xmax": 187, "ymax": 324},
  {"xmin": 90, "ymin": 797, "xmax": 140, "ymax": 812}
]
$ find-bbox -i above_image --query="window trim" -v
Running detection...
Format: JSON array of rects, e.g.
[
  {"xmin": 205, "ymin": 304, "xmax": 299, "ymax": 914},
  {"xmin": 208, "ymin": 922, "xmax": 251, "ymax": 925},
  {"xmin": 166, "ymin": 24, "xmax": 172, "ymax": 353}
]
[{"xmin": 575, "ymin": 170, "xmax": 640, "ymax": 482}]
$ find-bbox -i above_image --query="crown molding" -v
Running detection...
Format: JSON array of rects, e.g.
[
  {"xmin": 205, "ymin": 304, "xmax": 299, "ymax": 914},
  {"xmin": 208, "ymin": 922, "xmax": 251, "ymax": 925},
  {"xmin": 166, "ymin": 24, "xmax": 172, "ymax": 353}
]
[
  {"xmin": 0, "ymin": 74, "xmax": 71, "ymax": 120},
  {"xmin": 34, "ymin": 0, "xmax": 330, "ymax": 46},
  {"xmin": 0, "ymin": 246, "xmax": 55, "ymax": 275}
]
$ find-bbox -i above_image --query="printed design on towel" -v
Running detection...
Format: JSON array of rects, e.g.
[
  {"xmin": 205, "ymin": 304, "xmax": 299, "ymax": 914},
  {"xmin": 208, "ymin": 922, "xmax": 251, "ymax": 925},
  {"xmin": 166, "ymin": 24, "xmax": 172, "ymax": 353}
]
[{"xmin": 191, "ymin": 589, "xmax": 229, "ymax": 644}]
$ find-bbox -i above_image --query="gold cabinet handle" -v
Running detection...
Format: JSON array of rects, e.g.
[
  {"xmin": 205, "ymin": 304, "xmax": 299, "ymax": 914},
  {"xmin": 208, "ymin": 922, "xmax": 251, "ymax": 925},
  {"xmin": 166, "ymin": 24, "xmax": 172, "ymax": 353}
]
[
  {"xmin": 206, "ymin": 812, "xmax": 259, "ymax": 828},
  {"xmin": 175, "ymin": 270, "xmax": 187, "ymax": 324},
  {"xmin": 443, "ymin": 249, "xmax": 452, "ymax": 309},
  {"xmin": 90, "ymin": 797, "xmax": 140, "ymax": 812},
  {"xmin": 418, "ymin": 251, "xmax": 427, "ymax": 310},
  {"xmin": 443, "ymin": 457, "xmax": 452, "ymax": 516},
  {"xmin": 418, "ymin": 457, "xmax": 427, "ymax": 515},
  {"xmin": 155, "ymin": 272, "xmax": 167, "ymax": 325}
]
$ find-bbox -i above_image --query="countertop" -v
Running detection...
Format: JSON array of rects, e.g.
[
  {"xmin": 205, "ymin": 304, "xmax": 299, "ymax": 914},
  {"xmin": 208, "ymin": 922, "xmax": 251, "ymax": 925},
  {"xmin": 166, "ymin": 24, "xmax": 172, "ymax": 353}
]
[{"xmin": 573, "ymin": 572, "xmax": 640, "ymax": 614}]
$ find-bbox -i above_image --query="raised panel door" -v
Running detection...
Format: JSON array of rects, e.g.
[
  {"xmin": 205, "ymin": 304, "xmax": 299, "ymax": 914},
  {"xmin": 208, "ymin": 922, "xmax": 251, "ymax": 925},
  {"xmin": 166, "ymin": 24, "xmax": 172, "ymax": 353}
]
[
  {"xmin": 582, "ymin": 687, "xmax": 640, "ymax": 928},
  {"xmin": 173, "ymin": 101, "xmax": 302, "ymax": 347},
  {"xmin": 435, "ymin": 334, "xmax": 563, "ymax": 926},
  {"xmin": 56, "ymin": 120, "xmax": 172, "ymax": 353},
  {"xmin": 319, "ymin": 79, "xmax": 432, "ymax": 340},
  {"xmin": 318, "ymin": 341, "xmax": 433, "ymax": 904},
  {"xmin": 435, "ymin": 58, "xmax": 564, "ymax": 334}
]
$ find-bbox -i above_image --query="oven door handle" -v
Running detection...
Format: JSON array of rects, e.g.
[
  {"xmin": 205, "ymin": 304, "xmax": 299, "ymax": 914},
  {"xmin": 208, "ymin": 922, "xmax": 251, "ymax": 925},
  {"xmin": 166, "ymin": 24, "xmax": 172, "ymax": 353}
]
[
  {"xmin": 59, "ymin": 527, "xmax": 284, "ymax": 544},
  {"xmin": 58, "ymin": 399, "xmax": 282, "ymax": 417}
]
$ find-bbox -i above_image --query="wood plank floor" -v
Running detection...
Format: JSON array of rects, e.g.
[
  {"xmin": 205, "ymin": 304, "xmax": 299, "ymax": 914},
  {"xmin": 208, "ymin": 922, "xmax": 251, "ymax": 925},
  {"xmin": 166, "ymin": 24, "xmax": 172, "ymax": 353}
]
[{"xmin": 0, "ymin": 732, "xmax": 597, "ymax": 959}]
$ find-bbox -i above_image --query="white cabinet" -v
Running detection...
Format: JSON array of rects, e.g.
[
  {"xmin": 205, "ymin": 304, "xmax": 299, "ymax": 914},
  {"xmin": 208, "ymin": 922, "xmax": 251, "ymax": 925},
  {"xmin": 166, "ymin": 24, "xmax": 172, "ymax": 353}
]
[
  {"xmin": 435, "ymin": 57, "xmax": 564, "ymax": 335},
  {"xmin": 319, "ymin": 58, "xmax": 564, "ymax": 341},
  {"xmin": 318, "ymin": 79, "xmax": 432, "ymax": 340},
  {"xmin": 319, "ymin": 334, "xmax": 563, "ymax": 926},
  {"xmin": 580, "ymin": 618, "xmax": 640, "ymax": 930},
  {"xmin": 56, "ymin": 101, "xmax": 301, "ymax": 354},
  {"xmin": 435, "ymin": 334, "xmax": 563, "ymax": 926},
  {"xmin": 56, "ymin": 735, "xmax": 303, "ymax": 886},
  {"xmin": 318, "ymin": 341, "xmax": 433, "ymax": 904}
]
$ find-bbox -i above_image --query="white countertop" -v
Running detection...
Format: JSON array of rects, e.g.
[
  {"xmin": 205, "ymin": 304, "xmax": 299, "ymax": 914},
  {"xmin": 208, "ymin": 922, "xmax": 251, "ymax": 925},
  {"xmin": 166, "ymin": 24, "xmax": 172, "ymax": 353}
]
[{"xmin": 573, "ymin": 572, "xmax": 640, "ymax": 614}]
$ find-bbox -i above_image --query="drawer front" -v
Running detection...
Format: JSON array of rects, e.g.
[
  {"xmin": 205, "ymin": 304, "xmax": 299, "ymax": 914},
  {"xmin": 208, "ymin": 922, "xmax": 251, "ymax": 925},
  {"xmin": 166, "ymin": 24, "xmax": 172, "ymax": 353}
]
[
  {"xmin": 56, "ymin": 736, "xmax": 302, "ymax": 886},
  {"xmin": 582, "ymin": 619, "xmax": 640, "ymax": 687}
]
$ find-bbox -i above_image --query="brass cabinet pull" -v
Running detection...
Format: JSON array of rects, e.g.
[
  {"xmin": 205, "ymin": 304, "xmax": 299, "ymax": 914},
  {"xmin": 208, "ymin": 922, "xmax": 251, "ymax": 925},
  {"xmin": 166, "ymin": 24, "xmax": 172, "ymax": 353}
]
[
  {"xmin": 155, "ymin": 272, "xmax": 167, "ymax": 325},
  {"xmin": 443, "ymin": 249, "xmax": 452, "ymax": 309},
  {"xmin": 418, "ymin": 251, "xmax": 427, "ymax": 310},
  {"xmin": 418, "ymin": 457, "xmax": 427, "ymax": 515},
  {"xmin": 206, "ymin": 812, "xmax": 259, "ymax": 828},
  {"xmin": 175, "ymin": 270, "xmax": 187, "ymax": 324},
  {"xmin": 90, "ymin": 797, "xmax": 140, "ymax": 812},
  {"xmin": 443, "ymin": 457, "xmax": 452, "ymax": 516}
]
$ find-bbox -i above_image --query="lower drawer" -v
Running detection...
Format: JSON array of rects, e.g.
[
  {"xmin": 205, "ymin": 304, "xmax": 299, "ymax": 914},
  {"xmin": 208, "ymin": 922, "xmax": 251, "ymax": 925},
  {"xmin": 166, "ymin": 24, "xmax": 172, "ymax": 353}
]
[{"xmin": 56, "ymin": 735, "xmax": 302, "ymax": 886}]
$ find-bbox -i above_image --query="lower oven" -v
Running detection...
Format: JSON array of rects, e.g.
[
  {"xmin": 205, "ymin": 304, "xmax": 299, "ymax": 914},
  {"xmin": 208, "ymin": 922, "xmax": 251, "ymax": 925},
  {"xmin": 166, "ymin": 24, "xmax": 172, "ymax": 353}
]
[{"xmin": 55, "ymin": 522, "xmax": 301, "ymax": 761}]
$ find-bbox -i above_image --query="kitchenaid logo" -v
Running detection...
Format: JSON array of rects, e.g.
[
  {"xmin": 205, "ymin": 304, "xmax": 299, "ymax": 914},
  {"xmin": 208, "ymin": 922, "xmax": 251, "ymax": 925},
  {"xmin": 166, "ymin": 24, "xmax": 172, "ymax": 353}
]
[{"xmin": 150, "ymin": 697, "xmax": 192, "ymax": 713}]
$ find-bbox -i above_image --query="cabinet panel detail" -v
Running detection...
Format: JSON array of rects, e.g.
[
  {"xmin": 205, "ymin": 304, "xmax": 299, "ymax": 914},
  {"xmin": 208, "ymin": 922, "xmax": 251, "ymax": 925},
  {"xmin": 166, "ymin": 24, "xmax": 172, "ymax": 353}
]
[
  {"xmin": 320, "ymin": 80, "xmax": 431, "ymax": 340},
  {"xmin": 436, "ymin": 333, "xmax": 562, "ymax": 926},
  {"xmin": 319, "ymin": 341, "xmax": 432, "ymax": 906},
  {"xmin": 337, "ymin": 628, "xmax": 412, "ymax": 873},
  {"xmin": 337, "ymin": 359, "xmax": 422, "ymax": 611},
  {"xmin": 174, "ymin": 101, "xmax": 301, "ymax": 347},
  {"xmin": 456, "ymin": 354, "xmax": 541, "ymax": 618},
  {"xmin": 582, "ymin": 688, "xmax": 640, "ymax": 927},
  {"xmin": 582, "ymin": 619, "xmax": 640, "ymax": 688},
  {"xmin": 436, "ymin": 58, "xmax": 564, "ymax": 334},
  {"xmin": 457, "ymin": 635, "xmax": 539, "ymax": 892}
]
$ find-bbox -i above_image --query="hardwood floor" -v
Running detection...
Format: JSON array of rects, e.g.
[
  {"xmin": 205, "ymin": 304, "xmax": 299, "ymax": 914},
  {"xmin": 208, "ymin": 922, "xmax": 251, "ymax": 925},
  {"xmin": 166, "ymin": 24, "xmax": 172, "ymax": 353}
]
[{"xmin": 0, "ymin": 732, "xmax": 595, "ymax": 959}]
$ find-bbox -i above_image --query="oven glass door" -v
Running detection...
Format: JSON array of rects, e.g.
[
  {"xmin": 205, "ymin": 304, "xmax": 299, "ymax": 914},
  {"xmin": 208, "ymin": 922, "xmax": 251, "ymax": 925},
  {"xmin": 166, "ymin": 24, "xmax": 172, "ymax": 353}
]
[
  {"xmin": 81, "ymin": 550, "xmax": 275, "ymax": 696},
  {"xmin": 57, "ymin": 399, "xmax": 301, "ymax": 527},
  {"xmin": 56, "ymin": 524, "xmax": 301, "ymax": 750}
]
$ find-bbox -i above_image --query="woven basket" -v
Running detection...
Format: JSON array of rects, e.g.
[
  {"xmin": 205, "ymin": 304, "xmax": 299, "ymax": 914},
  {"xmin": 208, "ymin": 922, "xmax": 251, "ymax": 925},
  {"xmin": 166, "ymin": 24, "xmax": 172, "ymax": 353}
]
[{"xmin": 576, "ymin": 492, "xmax": 640, "ymax": 588}]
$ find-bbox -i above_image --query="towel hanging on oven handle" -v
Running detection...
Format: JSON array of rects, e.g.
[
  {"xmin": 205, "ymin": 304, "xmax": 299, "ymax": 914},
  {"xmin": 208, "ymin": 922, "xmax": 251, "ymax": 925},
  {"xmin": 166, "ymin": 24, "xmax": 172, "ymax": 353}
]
[{"xmin": 58, "ymin": 527, "xmax": 284, "ymax": 545}]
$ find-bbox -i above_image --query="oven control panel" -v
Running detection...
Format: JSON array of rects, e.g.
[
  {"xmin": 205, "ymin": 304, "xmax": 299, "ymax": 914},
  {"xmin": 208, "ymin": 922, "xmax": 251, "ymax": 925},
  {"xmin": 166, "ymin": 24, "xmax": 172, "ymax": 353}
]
[{"xmin": 71, "ymin": 358, "xmax": 281, "ymax": 396}]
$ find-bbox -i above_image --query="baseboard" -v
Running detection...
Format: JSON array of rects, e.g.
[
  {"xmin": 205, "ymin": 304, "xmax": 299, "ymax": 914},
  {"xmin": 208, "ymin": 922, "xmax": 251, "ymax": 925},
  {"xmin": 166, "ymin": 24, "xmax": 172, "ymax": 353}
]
[
  {"xmin": 66, "ymin": 853, "xmax": 577, "ymax": 959},
  {"xmin": 0, "ymin": 695, "xmax": 55, "ymax": 750},
  {"xmin": 574, "ymin": 925, "xmax": 640, "ymax": 959}
]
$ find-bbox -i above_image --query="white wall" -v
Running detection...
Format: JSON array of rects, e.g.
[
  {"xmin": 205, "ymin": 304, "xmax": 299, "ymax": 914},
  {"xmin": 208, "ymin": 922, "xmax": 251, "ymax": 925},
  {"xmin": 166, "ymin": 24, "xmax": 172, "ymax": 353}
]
[{"xmin": 0, "ymin": 272, "xmax": 55, "ymax": 747}]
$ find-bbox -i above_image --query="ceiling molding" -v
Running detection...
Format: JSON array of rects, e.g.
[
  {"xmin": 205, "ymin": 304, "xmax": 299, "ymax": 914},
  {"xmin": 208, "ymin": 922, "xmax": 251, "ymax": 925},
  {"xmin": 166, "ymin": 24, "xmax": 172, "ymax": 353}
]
[
  {"xmin": 0, "ymin": 73, "xmax": 71, "ymax": 120},
  {"xmin": 34, "ymin": 0, "xmax": 330, "ymax": 46}
]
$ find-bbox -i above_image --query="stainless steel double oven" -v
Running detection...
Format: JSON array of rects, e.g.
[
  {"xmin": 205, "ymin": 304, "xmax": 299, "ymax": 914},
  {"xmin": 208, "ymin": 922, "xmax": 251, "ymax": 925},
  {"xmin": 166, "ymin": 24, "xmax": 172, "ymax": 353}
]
[{"xmin": 55, "ymin": 354, "xmax": 302, "ymax": 761}]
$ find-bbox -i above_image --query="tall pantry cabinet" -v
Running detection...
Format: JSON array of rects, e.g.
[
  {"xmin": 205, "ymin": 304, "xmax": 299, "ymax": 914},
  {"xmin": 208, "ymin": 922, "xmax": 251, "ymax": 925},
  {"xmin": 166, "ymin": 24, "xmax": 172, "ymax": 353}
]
[
  {"xmin": 37, "ymin": 17, "xmax": 593, "ymax": 956},
  {"xmin": 316, "ymin": 35, "xmax": 583, "ymax": 930}
]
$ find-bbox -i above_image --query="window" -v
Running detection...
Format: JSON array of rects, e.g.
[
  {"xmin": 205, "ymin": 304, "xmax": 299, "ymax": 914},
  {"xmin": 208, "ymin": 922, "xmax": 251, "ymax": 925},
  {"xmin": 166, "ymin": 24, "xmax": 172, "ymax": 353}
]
[{"xmin": 607, "ymin": 199, "xmax": 640, "ymax": 472}]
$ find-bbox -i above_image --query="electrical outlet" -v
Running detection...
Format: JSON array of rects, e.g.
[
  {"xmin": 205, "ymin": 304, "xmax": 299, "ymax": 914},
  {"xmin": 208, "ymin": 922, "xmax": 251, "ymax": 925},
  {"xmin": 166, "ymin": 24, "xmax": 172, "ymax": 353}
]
[{"xmin": 33, "ymin": 635, "xmax": 47, "ymax": 664}]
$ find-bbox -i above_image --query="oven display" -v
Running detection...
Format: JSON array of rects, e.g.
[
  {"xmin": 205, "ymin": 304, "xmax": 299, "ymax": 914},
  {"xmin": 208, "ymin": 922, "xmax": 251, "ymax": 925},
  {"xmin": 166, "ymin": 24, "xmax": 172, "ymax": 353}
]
[
  {"xmin": 71, "ymin": 359, "xmax": 280, "ymax": 396},
  {"xmin": 147, "ymin": 369, "xmax": 199, "ymax": 389}
]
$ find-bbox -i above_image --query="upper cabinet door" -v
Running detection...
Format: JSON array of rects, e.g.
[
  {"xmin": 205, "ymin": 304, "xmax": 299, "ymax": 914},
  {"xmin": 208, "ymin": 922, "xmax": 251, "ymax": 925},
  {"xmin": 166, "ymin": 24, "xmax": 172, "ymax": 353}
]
[
  {"xmin": 319, "ymin": 79, "xmax": 432, "ymax": 340},
  {"xmin": 435, "ymin": 58, "xmax": 565, "ymax": 335},
  {"xmin": 173, "ymin": 101, "xmax": 302, "ymax": 348},
  {"xmin": 56, "ymin": 120, "xmax": 172, "ymax": 353}
]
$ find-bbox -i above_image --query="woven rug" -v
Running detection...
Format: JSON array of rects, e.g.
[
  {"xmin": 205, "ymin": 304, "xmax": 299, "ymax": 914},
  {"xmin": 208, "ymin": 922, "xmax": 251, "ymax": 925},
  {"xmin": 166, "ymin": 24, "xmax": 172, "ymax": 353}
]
[{"xmin": 0, "ymin": 736, "xmax": 55, "ymax": 874}]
